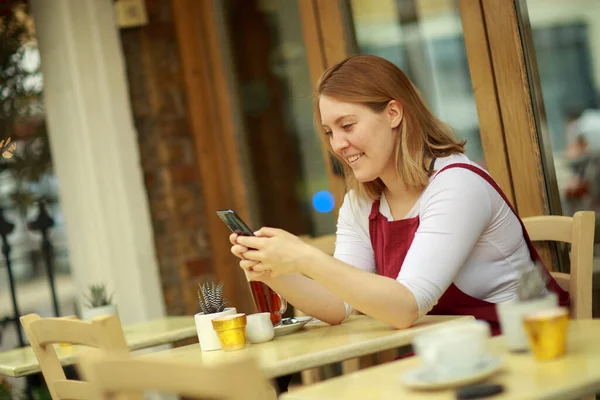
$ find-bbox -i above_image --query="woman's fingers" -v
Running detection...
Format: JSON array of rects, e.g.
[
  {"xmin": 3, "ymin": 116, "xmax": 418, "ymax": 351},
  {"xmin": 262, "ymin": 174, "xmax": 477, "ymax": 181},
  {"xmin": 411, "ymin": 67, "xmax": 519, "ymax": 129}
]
[
  {"xmin": 229, "ymin": 233, "xmax": 238, "ymax": 245},
  {"xmin": 231, "ymin": 244, "xmax": 248, "ymax": 258},
  {"xmin": 236, "ymin": 235, "xmax": 266, "ymax": 249},
  {"xmin": 246, "ymin": 269, "xmax": 271, "ymax": 281},
  {"xmin": 254, "ymin": 227, "xmax": 283, "ymax": 237},
  {"xmin": 239, "ymin": 260, "xmax": 271, "ymax": 281},
  {"xmin": 240, "ymin": 259, "xmax": 259, "ymax": 270},
  {"xmin": 242, "ymin": 250, "xmax": 263, "ymax": 262},
  {"xmin": 251, "ymin": 262, "xmax": 270, "ymax": 272}
]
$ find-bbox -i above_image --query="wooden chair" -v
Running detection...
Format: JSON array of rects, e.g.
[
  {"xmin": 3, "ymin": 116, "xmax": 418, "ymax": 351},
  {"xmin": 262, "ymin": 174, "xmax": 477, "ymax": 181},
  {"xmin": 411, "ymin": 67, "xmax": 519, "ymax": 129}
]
[
  {"xmin": 77, "ymin": 351, "xmax": 275, "ymax": 400},
  {"xmin": 20, "ymin": 314, "xmax": 132, "ymax": 400},
  {"xmin": 523, "ymin": 211, "xmax": 595, "ymax": 319}
]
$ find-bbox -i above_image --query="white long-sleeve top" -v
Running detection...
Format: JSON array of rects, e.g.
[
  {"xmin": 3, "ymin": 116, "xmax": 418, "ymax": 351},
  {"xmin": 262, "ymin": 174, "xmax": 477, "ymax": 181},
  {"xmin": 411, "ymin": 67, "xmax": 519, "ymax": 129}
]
[{"xmin": 334, "ymin": 153, "xmax": 538, "ymax": 318}]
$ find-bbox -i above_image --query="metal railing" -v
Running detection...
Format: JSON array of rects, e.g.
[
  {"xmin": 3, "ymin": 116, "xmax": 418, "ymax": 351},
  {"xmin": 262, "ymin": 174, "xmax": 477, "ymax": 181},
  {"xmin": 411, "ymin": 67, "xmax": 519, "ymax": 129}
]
[{"xmin": 0, "ymin": 201, "xmax": 59, "ymax": 347}]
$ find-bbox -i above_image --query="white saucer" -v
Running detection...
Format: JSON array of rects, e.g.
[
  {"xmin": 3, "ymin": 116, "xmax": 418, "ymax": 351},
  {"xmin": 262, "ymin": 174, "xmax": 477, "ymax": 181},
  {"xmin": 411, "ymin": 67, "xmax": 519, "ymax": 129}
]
[
  {"xmin": 273, "ymin": 316, "xmax": 313, "ymax": 337},
  {"xmin": 400, "ymin": 354, "xmax": 503, "ymax": 390}
]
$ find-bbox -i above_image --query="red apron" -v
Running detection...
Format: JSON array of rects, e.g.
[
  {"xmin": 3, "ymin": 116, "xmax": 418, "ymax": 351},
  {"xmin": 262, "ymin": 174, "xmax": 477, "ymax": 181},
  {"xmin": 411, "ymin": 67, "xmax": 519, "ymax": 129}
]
[{"xmin": 369, "ymin": 163, "xmax": 570, "ymax": 335}]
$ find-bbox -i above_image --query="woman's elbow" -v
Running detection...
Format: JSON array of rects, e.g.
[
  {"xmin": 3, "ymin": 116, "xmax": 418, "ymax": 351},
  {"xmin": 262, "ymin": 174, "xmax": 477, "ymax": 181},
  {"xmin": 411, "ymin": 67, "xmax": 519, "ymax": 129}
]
[
  {"xmin": 392, "ymin": 314, "xmax": 418, "ymax": 329},
  {"xmin": 324, "ymin": 302, "xmax": 348, "ymax": 326},
  {"xmin": 324, "ymin": 316, "xmax": 345, "ymax": 326},
  {"xmin": 307, "ymin": 302, "xmax": 346, "ymax": 326},
  {"xmin": 391, "ymin": 302, "xmax": 419, "ymax": 330}
]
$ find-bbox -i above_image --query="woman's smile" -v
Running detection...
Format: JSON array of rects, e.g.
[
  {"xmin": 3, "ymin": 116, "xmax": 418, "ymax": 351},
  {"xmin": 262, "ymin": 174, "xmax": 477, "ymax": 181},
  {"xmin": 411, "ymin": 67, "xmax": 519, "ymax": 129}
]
[{"xmin": 347, "ymin": 152, "xmax": 365, "ymax": 164}]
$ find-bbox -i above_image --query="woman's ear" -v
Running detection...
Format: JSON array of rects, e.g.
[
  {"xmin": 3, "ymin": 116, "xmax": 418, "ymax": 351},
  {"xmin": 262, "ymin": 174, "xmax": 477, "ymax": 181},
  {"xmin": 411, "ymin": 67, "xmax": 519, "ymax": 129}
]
[{"xmin": 387, "ymin": 100, "xmax": 404, "ymax": 129}]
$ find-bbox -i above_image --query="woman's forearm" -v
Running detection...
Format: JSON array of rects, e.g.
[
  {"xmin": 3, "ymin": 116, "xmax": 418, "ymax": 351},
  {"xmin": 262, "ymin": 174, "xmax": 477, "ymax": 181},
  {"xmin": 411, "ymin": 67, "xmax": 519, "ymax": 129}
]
[
  {"xmin": 303, "ymin": 252, "xmax": 419, "ymax": 329},
  {"xmin": 262, "ymin": 273, "xmax": 347, "ymax": 325}
]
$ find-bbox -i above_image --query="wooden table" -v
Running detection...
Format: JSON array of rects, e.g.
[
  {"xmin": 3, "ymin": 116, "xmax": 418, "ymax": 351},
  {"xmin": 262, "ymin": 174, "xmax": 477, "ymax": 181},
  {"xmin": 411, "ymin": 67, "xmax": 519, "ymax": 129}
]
[
  {"xmin": 143, "ymin": 315, "xmax": 474, "ymax": 379},
  {"xmin": 0, "ymin": 316, "xmax": 196, "ymax": 377},
  {"xmin": 282, "ymin": 319, "xmax": 600, "ymax": 400}
]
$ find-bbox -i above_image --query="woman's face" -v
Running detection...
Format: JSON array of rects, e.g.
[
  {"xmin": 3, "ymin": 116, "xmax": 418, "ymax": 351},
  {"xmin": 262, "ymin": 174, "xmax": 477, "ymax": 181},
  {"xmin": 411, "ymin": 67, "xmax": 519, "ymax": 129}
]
[{"xmin": 319, "ymin": 95, "xmax": 403, "ymax": 183}]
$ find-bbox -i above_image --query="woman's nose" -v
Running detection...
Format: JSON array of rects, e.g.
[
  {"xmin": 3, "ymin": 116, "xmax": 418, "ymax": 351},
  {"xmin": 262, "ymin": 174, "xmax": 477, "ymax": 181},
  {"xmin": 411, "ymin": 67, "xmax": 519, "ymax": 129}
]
[{"xmin": 331, "ymin": 132, "xmax": 349, "ymax": 154}]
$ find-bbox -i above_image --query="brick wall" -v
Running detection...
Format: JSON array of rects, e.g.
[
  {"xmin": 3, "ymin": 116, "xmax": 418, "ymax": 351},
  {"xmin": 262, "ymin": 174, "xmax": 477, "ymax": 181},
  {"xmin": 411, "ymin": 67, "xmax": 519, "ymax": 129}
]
[{"xmin": 119, "ymin": 0, "xmax": 215, "ymax": 315}]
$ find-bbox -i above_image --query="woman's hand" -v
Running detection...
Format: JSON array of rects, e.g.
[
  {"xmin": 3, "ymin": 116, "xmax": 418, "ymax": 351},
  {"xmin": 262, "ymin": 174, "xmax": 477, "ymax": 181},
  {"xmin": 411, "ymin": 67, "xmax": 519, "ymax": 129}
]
[
  {"xmin": 235, "ymin": 227, "xmax": 318, "ymax": 278},
  {"xmin": 229, "ymin": 233, "xmax": 271, "ymax": 281}
]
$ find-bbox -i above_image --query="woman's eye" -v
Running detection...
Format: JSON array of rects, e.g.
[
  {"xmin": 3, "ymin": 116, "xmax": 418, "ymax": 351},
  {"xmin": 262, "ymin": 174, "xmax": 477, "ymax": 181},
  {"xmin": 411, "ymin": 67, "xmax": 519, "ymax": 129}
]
[
  {"xmin": 324, "ymin": 130, "xmax": 333, "ymax": 136},
  {"xmin": 342, "ymin": 124, "xmax": 354, "ymax": 131}
]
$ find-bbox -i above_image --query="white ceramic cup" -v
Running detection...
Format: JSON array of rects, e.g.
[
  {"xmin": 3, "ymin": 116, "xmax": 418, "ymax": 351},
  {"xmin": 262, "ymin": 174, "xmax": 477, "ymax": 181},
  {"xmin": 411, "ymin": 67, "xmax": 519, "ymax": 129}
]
[
  {"xmin": 413, "ymin": 320, "xmax": 491, "ymax": 379},
  {"xmin": 496, "ymin": 291, "xmax": 558, "ymax": 352},
  {"xmin": 246, "ymin": 312, "xmax": 275, "ymax": 344}
]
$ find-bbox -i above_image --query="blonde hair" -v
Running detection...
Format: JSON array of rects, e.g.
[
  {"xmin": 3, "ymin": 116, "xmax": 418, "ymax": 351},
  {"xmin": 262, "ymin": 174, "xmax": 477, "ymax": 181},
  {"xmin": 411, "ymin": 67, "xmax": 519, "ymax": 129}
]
[{"xmin": 314, "ymin": 54, "xmax": 465, "ymax": 200}]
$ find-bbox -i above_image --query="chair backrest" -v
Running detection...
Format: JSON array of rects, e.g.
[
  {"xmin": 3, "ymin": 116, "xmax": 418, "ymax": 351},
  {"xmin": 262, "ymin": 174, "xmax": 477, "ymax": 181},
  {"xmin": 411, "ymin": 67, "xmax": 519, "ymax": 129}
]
[
  {"xmin": 20, "ymin": 314, "xmax": 130, "ymax": 400},
  {"xmin": 523, "ymin": 211, "xmax": 595, "ymax": 319},
  {"xmin": 77, "ymin": 352, "xmax": 275, "ymax": 400}
]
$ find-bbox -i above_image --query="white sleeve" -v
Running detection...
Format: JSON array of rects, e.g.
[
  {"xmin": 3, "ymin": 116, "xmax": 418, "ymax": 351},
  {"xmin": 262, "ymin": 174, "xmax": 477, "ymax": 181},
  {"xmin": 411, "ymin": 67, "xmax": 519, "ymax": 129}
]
[
  {"xmin": 333, "ymin": 192, "xmax": 376, "ymax": 318},
  {"xmin": 397, "ymin": 168, "xmax": 492, "ymax": 316}
]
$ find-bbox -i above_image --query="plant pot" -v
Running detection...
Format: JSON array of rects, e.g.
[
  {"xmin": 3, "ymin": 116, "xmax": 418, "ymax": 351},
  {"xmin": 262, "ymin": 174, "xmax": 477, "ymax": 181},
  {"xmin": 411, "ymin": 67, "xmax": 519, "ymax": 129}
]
[
  {"xmin": 194, "ymin": 307, "xmax": 237, "ymax": 351},
  {"xmin": 496, "ymin": 292, "xmax": 558, "ymax": 352},
  {"xmin": 81, "ymin": 304, "xmax": 119, "ymax": 321}
]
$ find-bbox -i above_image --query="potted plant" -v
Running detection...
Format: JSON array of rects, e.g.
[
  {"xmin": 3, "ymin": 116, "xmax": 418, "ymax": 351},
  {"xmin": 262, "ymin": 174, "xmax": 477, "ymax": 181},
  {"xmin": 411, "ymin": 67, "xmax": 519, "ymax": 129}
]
[
  {"xmin": 194, "ymin": 281, "xmax": 237, "ymax": 351},
  {"xmin": 497, "ymin": 264, "xmax": 558, "ymax": 352},
  {"xmin": 80, "ymin": 283, "xmax": 118, "ymax": 321}
]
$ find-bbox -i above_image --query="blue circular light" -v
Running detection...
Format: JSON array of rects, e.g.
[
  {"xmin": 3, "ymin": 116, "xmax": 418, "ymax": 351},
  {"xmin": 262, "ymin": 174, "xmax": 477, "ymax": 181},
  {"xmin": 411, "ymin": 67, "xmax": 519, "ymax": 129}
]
[{"xmin": 312, "ymin": 190, "xmax": 335, "ymax": 213}]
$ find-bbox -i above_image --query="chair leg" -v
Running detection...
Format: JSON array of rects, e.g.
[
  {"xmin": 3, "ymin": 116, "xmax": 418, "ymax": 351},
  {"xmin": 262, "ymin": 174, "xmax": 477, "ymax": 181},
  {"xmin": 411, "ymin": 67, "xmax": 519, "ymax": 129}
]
[
  {"xmin": 341, "ymin": 358, "xmax": 359, "ymax": 375},
  {"xmin": 300, "ymin": 368, "xmax": 322, "ymax": 385},
  {"xmin": 275, "ymin": 374, "xmax": 293, "ymax": 393},
  {"xmin": 376, "ymin": 349, "xmax": 397, "ymax": 364}
]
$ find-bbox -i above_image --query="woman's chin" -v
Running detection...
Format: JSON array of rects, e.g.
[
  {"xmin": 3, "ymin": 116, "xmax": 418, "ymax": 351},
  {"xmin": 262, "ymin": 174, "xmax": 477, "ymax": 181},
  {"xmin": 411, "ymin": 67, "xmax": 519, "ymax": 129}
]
[{"xmin": 353, "ymin": 170, "xmax": 379, "ymax": 183}]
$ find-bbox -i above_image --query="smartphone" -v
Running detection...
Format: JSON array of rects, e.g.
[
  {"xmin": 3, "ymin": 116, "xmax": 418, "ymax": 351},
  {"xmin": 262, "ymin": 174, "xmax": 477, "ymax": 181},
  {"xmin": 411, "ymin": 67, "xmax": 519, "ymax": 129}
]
[
  {"xmin": 216, "ymin": 209, "xmax": 254, "ymax": 236},
  {"xmin": 455, "ymin": 384, "xmax": 504, "ymax": 399}
]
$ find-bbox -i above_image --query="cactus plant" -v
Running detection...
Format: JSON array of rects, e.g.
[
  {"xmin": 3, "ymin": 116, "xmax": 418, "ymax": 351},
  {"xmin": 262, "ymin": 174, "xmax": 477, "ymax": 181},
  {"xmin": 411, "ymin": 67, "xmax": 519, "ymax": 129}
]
[
  {"xmin": 83, "ymin": 283, "xmax": 114, "ymax": 308},
  {"xmin": 198, "ymin": 281, "xmax": 227, "ymax": 314}
]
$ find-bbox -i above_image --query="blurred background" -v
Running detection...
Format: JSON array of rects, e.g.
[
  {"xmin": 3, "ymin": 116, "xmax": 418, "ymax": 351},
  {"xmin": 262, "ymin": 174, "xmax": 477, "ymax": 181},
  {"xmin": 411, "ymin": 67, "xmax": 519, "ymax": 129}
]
[{"xmin": 1, "ymin": 0, "xmax": 599, "ymax": 396}]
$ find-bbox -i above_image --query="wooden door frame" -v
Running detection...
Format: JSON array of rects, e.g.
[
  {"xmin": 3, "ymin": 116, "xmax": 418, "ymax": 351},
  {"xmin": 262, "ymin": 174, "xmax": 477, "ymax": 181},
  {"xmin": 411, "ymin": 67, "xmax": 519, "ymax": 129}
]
[
  {"xmin": 480, "ymin": 0, "xmax": 552, "ymax": 218},
  {"xmin": 298, "ymin": 0, "xmax": 352, "ymax": 216},
  {"xmin": 513, "ymin": 0, "xmax": 563, "ymax": 218},
  {"xmin": 480, "ymin": 0, "xmax": 561, "ymax": 270},
  {"xmin": 458, "ymin": 0, "xmax": 515, "ymax": 205},
  {"xmin": 171, "ymin": 0, "xmax": 254, "ymax": 313}
]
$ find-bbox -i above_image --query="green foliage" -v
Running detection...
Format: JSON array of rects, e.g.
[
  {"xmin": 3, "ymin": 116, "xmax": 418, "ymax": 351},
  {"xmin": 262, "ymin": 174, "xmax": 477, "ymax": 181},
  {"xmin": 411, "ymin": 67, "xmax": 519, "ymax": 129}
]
[
  {"xmin": 0, "ymin": 1, "xmax": 54, "ymax": 215},
  {"xmin": 83, "ymin": 283, "xmax": 114, "ymax": 308},
  {"xmin": 0, "ymin": 378, "xmax": 11, "ymax": 400}
]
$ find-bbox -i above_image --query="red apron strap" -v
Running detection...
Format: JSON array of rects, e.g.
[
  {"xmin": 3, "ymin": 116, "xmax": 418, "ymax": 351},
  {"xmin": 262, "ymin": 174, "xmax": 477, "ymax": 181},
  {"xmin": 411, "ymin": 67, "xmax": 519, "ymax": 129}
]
[
  {"xmin": 369, "ymin": 199, "xmax": 381, "ymax": 220},
  {"xmin": 436, "ymin": 163, "xmax": 536, "ymax": 250}
]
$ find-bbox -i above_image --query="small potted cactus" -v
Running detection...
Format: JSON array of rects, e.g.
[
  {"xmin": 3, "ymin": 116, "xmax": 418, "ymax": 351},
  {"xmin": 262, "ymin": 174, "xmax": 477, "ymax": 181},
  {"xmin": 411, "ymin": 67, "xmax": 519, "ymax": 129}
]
[
  {"xmin": 81, "ymin": 283, "xmax": 118, "ymax": 321},
  {"xmin": 194, "ymin": 281, "xmax": 237, "ymax": 351},
  {"xmin": 497, "ymin": 264, "xmax": 558, "ymax": 352}
]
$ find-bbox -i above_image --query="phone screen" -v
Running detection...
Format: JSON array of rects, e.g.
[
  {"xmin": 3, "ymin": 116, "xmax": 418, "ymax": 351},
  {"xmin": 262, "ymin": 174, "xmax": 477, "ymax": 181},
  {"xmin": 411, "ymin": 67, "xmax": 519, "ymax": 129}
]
[{"xmin": 216, "ymin": 209, "xmax": 254, "ymax": 236}]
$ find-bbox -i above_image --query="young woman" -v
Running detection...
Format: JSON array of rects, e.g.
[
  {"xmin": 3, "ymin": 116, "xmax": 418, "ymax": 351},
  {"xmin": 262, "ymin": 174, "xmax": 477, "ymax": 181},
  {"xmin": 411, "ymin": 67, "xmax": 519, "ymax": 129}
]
[{"xmin": 230, "ymin": 54, "xmax": 569, "ymax": 334}]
